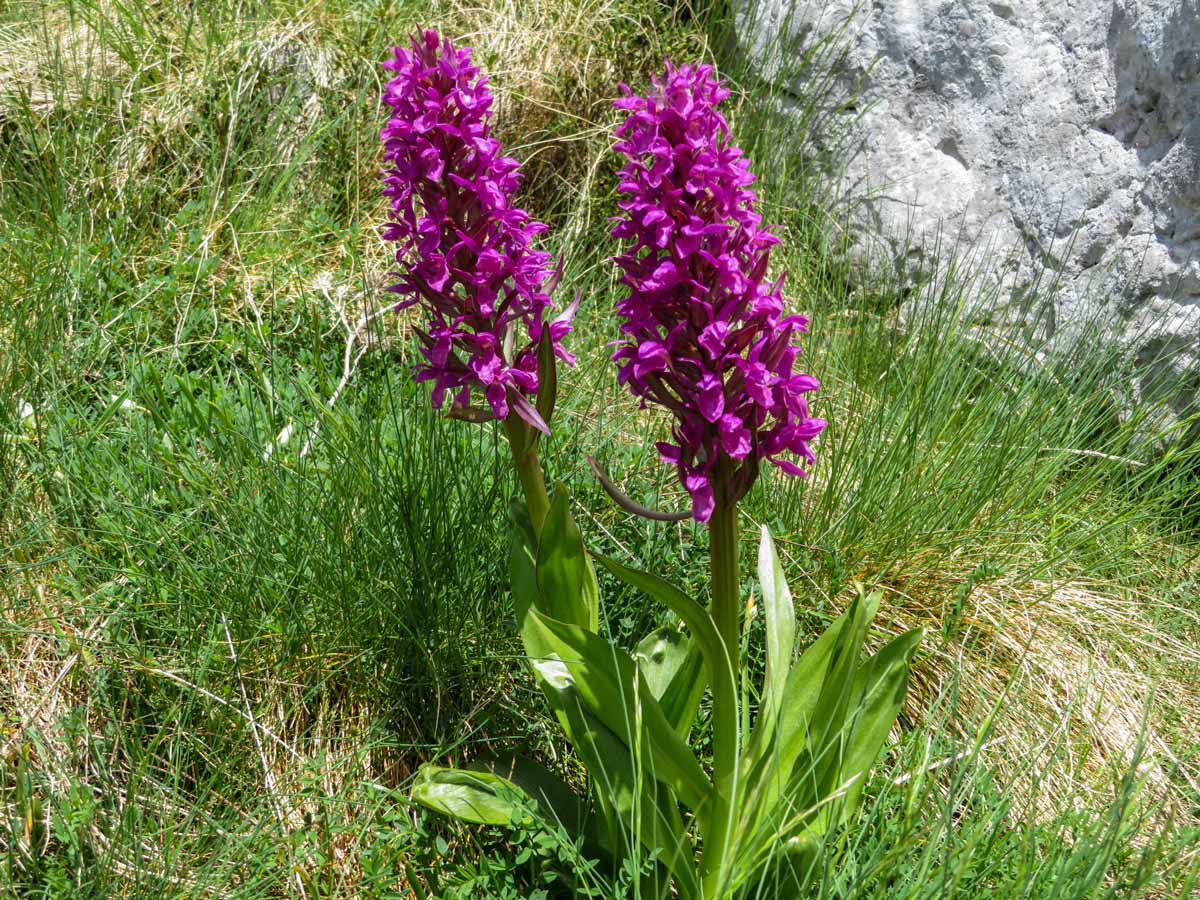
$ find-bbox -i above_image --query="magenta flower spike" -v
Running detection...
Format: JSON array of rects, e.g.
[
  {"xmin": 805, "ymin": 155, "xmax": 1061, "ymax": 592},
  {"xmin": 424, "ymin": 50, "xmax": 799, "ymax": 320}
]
[
  {"xmin": 610, "ymin": 61, "xmax": 827, "ymax": 522},
  {"xmin": 380, "ymin": 29, "xmax": 575, "ymax": 433}
]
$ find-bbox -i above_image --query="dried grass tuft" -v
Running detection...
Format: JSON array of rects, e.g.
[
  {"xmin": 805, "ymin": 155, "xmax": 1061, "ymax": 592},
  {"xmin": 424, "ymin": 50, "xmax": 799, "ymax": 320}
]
[
  {"xmin": 0, "ymin": 13, "xmax": 125, "ymax": 115},
  {"xmin": 873, "ymin": 573, "xmax": 1200, "ymax": 820}
]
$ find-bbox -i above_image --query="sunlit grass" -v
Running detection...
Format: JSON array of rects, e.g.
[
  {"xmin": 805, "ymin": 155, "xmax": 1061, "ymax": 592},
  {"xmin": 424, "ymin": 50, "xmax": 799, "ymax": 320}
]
[{"xmin": 1, "ymin": 0, "xmax": 1197, "ymax": 897}]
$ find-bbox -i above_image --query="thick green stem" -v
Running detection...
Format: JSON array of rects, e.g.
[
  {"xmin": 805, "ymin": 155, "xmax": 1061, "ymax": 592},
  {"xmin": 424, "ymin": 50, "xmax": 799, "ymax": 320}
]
[
  {"xmin": 701, "ymin": 490, "xmax": 741, "ymax": 896},
  {"xmin": 708, "ymin": 501, "xmax": 740, "ymax": 679},
  {"xmin": 503, "ymin": 416, "xmax": 551, "ymax": 532}
]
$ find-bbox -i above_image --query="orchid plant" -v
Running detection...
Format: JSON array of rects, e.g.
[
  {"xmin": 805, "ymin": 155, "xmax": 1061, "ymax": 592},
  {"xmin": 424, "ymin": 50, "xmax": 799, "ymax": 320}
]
[{"xmin": 382, "ymin": 32, "xmax": 921, "ymax": 898}]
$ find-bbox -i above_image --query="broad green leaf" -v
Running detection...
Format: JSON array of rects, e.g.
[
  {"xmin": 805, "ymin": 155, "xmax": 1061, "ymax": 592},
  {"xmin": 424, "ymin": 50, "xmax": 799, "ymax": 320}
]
[
  {"xmin": 594, "ymin": 554, "xmax": 736, "ymax": 733},
  {"xmin": 412, "ymin": 760, "xmax": 620, "ymax": 886},
  {"xmin": 756, "ymin": 527, "xmax": 796, "ymax": 749},
  {"xmin": 740, "ymin": 586, "xmax": 880, "ymax": 840},
  {"xmin": 522, "ymin": 652, "xmax": 624, "ymax": 851},
  {"xmin": 522, "ymin": 609, "xmax": 710, "ymax": 815},
  {"xmin": 593, "ymin": 555, "xmax": 737, "ymax": 855},
  {"xmin": 738, "ymin": 600, "xmax": 846, "ymax": 842},
  {"xmin": 508, "ymin": 503, "xmax": 540, "ymax": 625},
  {"xmin": 634, "ymin": 627, "xmax": 688, "ymax": 699},
  {"xmin": 524, "ymin": 647, "xmax": 699, "ymax": 897},
  {"xmin": 780, "ymin": 585, "xmax": 883, "ymax": 836},
  {"xmin": 800, "ymin": 586, "xmax": 877, "ymax": 794},
  {"xmin": 536, "ymin": 487, "xmax": 600, "ymax": 631},
  {"xmin": 411, "ymin": 764, "xmax": 527, "ymax": 826},
  {"xmin": 740, "ymin": 591, "xmax": 918, "ymax": 887},
  {"xmin": 634, "ymin": 627, "xmax": 707, "ymax": 739},
  {"xmin": 474, "ymin": 754, "xmax": 596, "ymax": 844},
  {"xmin": 838, "ymin": 627, "xmax": 922, "ymax": 819}
]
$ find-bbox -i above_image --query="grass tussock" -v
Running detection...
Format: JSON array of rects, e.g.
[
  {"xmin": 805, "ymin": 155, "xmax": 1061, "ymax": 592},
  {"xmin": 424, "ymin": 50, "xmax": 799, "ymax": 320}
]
[{"xmin": 887, "ymin": 576, "xmax": 1200, "ymax": 812}]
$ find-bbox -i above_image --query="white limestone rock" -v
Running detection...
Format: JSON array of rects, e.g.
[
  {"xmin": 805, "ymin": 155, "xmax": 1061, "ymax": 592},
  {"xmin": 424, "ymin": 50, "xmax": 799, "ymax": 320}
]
[{"xmin": 740, "ymin": 0, "xmax": 1200, "ymax": 421}]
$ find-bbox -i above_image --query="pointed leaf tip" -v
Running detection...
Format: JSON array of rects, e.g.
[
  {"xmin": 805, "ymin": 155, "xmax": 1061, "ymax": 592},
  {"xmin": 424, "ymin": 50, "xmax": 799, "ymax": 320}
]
[
  {"xmin": 508, "ymin": 388, "xmax": 551, "ymax": 436},
  {"xmin": 755, "ymin": 526, "xmax": 796, "ymax": 750}
]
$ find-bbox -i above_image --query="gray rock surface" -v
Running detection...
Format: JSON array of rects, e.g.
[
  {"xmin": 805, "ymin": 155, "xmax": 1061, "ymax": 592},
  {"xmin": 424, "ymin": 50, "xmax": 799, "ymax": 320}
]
[{"xmin": 740, "ymin": 0, "xmax": 1200, "ymax": 421}]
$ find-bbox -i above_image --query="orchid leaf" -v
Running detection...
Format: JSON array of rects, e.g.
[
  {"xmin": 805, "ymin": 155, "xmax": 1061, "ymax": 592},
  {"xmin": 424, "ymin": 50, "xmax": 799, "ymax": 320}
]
[
  {"xmin": 594, "ymin": 554, "xmax": 736, "ymax": 737},
  {"xmin": 743, "ymin": 595, "xmax": 854, "ymax": 781},
  {"xmin": 524, "ymin": 645, "xmax": 698, "ymax": 897},
  {"xmin": 521, "ymin": 608, "xmax": 710, "ymax": 815},
  {"xmin": 508, "ymin": 503, "xmax": 539, "ymax": 626},
  {"xmin": 789, "ymin": 586, "xmax": 879, "ymax": 815},
  {"xmin": 472, "ymin": 754, "xmax": 595, "ymax": 842},
  {"xmin": 411, "ymin": 764, "xmax": 527, "ymax": 826},
  {"xmin": 838, "ymin": 626, "xmax": 922, "ymax": 819},
  {"xmin": 740, "ymin": 587, "xmax": 881, "ymax": 843},
  {"xmin": 738, "ymin": 599, "xmax": 846, "ymax": 841},
  {"xmin": 635, "ymin": 626, "xmax": 707, "ymax": 739},
  {"xmin": 414, "ymin": 756, "xmax": 603, "ymax": 859},
  {"xmin": 741, "ymin": 589, "xmax": 916, "ymax": 858},
  {"xmin": 536, "ymin": 487, "xmax": 599, "ymax": 631},
  {"xmin": 756, "ymin": 526, "xmax": 796, "ymax": 749},
  {"xmin": 593, "ymin": 554, "xmax": 738, "ymax": 849}
]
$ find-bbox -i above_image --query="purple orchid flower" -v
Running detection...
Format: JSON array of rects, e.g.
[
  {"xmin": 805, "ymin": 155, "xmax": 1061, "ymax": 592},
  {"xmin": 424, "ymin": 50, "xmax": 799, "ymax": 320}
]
[
  {"xmin": 380, "ymin": 29, "xmax": 574, "ymax": 433},
  {"xmin": 610, "ymin": 61, "xmax": 827, "ymax": 521}
]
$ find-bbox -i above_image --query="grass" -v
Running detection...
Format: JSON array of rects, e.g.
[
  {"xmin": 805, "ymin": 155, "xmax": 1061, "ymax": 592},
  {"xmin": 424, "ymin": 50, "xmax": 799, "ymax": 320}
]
[{"xmin": 1, "ymin": 0, "xmax": 1198, "ymax": 897}]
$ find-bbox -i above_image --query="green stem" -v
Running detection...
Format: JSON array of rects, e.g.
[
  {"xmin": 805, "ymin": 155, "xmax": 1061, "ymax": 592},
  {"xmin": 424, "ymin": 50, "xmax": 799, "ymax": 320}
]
[
  {"xmin": 708, "ymin": 500, "xmax": 740, "ymax": 681},
  {"xmin": 701, "ymin": 488, "xmax": 741, "ymax": 896},
  {"xmin": 503, "ymin": 416, "xmax": 551, "ymax": 532}
]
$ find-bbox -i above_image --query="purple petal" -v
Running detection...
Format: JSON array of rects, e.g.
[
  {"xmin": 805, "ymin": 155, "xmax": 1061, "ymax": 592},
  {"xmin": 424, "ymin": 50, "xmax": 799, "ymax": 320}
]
[
  {"xmin": 485, "ymin": 382, "xmax": 509, "ymax": 419},
  {"xmin": 792, "ymin": 417, "xmax": 828, "ymax": 441},
  {"xmin": 684, "ymin": 473, "xmax": 714, "ymax": 523},
  {"xmin": 718, "ymin": 413, "xmax": 751, "ymax": 459},
  {"xmin": 697, "ymin": 373, "xmax": 725, "ymax": 423},
  {"xmin": 769, "ymin": 457, "xmax": 808, "ymax": 477},
  {"xmin": 699, "ymin": 321, "xmax": 729, "ymax": 357},
  {"xmin": 656, "ymin": 441, "xmax": 682, "ymax": 464}
]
